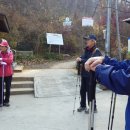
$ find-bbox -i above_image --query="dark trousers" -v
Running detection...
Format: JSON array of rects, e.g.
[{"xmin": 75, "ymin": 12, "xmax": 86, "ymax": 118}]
[
  {"xmin": 0, "ymin": 76, "xmax": 12, "ymax": 104},
  {"xmin": 80, "ymin": 76, "xmax": 97, "ymax": 108}
]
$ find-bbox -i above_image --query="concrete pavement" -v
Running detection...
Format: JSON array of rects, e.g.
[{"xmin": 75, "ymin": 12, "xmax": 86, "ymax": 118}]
[
  {"xmin": 0, "ymin": 84, "xmax": 127, "ymax": 130},
  {"xmin": 1, "ymin": 60, "xmax": 128, "ymax": 130}
]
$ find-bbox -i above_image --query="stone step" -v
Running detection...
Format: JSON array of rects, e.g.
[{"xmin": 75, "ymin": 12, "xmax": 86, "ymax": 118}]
[
  {"xmin": 11, "ymin": 81, "xmax": 34, "ymax": 88},
  {"xmin": 12, "ymin": 77, "xmax": 34, "ymax": 82},
  {"xmin": 13, "ymin": 65, "xmax": 24, "ymax": 72},
  {"xmin": 10, "ymin": 88, "xmax": 34, "ymax": 95},
  {"xmin": 4, "ymin": 76, "xmax": 34, "ymax": 95}
]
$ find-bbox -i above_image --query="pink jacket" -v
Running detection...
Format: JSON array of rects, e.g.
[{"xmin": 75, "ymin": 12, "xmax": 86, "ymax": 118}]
[{"xmin": 0, "ymin": 51, "xmax": 13, "ymax": 77}]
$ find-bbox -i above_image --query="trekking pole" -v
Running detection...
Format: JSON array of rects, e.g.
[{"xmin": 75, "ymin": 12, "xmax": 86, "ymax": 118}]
[
  {"xmin": 73, "ymin": 62, "xmax": 81, "ymax": 114},
  {"xmin": 108, "ymin": 92, "xmax": 117, "ymax": 130},
  {"xmin": 1, "ymin": 62, "xmax": 7, "ymax": 107},
  {"xmin": 108, "ymin": 92, "xmax": 114, "ymax": 130},
  {"xmin": 108, "ymin": 0, "xmax": 121, "ymax": 129},
  {"xmin": 88, "ymin": 71, "xmax": 96, "ymax": 130},
  {"xmin": 110, "ymin": 93, "xmax": 116, "ymax": 130}
]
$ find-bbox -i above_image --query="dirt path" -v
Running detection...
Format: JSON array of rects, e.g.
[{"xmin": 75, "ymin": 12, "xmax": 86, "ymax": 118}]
[
  {"xmin": 25, "ymin": 59, "xmax": 76, "ymax": 69},
  {"xmin": 51, "ymin": 60, "xmax": 76, "ymax": 69}
]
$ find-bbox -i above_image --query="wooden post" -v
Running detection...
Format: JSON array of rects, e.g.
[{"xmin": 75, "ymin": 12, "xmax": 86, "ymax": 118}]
[
  {"xmin": 59, "ymin": 45, "xmax": 60, "ymax": 55},
  {"xmin": 49, "ymin": 44, "xmax": 51, "ymax": 54}
]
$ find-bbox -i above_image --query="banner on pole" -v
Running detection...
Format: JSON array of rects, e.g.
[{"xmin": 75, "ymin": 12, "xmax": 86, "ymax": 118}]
[
  {"xmin": 63, "ymin": 17, "xmax": 72, "ymax": 26},
  {"xmin": 82, "ymin": 17, "xmax": 94, "ymax": 27},
  {"xmin": 63, "ymin": 17, "xmax": 72, "ymax": 31},
  {"xmin": 128, "ymin": 37, "xmax": 130, "ymax": 54},
  {"xmin": 103, "ymin": 29, "xmax": 106, "ymax": 39},
  {"xmin": 46, "ymin": 33, "xmax": 64, "ymax": 45}
]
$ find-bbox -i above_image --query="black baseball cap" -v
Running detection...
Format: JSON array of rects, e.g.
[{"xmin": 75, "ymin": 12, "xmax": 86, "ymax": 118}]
[{"xmin": 83, "ymin": 34, "xmax": 97, "ymax": 41}]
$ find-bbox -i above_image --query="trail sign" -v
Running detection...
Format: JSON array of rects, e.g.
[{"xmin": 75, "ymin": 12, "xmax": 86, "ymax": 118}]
[
  {"xmin": 82, "ymin": 17, "xmax": 94, "ymax": 27},
  {"xmin": 46, "ymin": 33, "xmax": 64, "ymax": 54},
  {"xmin": 46, "ymin": 33, "xmax": 64, "ymax": 45},
  {"xmin": 63, "ymin": 17, "xmax": 72, "ymax": 31}
]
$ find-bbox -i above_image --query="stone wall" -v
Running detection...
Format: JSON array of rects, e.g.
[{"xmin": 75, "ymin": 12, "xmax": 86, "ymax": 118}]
[{"xmin": 16, "ymin": 51, "xmax": 33, "ymax": 57}]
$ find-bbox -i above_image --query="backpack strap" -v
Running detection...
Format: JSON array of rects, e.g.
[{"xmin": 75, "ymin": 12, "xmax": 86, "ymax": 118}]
[{"xmin": 91, "ymin": 48, "xmax": 99, "ymax": 57}]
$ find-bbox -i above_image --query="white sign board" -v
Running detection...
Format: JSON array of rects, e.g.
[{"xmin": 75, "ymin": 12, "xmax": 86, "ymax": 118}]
[
  {"xmin": 63, "ymin": 17, "xmax": 72, "ymax": 26},
  {"xmin": 128, "ymin": 37, "xmax": 130, "ymax": 53},
  {"xmin": 63, "ymin": 21, "xmax": 72, "ymax": 26},
  {"xmin": 82, "ymin": 17, "xmax": 94, "ymax": 27},
  {"xmin": 46, "ymin": 33, "xmax": 64, "ymax": 45}
]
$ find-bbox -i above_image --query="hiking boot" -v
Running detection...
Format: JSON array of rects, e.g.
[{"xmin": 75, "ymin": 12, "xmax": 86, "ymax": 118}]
[
  {"xmin": 77, "ymin": 106, "xmax": 86, "ymax": 112},
  {"xmin": 3, "ymin": 102, "xmax": 10, "ymax": 107},
  {"xmin": 85, "ymin": 108, "xmax": 98, "ymax": 114},
  {"xmin": 94, "ymin": 108, "xmax": 98, "ymax": 113}
]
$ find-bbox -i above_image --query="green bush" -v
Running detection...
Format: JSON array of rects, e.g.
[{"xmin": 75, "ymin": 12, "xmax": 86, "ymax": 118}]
[
  {"xmin": 16, "ymin": 55, "xmax": 34, "ymax": 62},
  {"xmin": 43, "ymin": 52, "xmax": 64, "ymax": 60}
]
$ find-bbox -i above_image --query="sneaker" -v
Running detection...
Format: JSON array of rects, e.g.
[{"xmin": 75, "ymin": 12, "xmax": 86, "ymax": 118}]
[
  {"xmin": 85, "ymin": 108, "xmax": 98, "ymax": 114},
  {"xmin": 77, "ymin": 106, "xmax": 86, "ymax": 112},
  {"xmin": 3, "ymin": 102, "xmax": 10, "ymax": 107}
]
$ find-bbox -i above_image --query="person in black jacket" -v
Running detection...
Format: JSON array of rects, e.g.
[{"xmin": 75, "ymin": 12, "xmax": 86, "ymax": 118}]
[{"xmin": 76, "ymin": 34, "xmax": 102, "ymax": 113}]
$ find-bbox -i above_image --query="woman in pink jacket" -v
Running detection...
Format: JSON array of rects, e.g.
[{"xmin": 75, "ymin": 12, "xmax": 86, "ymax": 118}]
[{"xmin": 0, "ymin": 39, "xmax": 13, "ymax": 107}]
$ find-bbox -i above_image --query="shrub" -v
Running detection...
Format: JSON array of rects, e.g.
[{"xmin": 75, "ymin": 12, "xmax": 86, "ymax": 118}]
[{"xmin": 43, "ymin": 52, "xmax": 64, "ymax": 60}]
